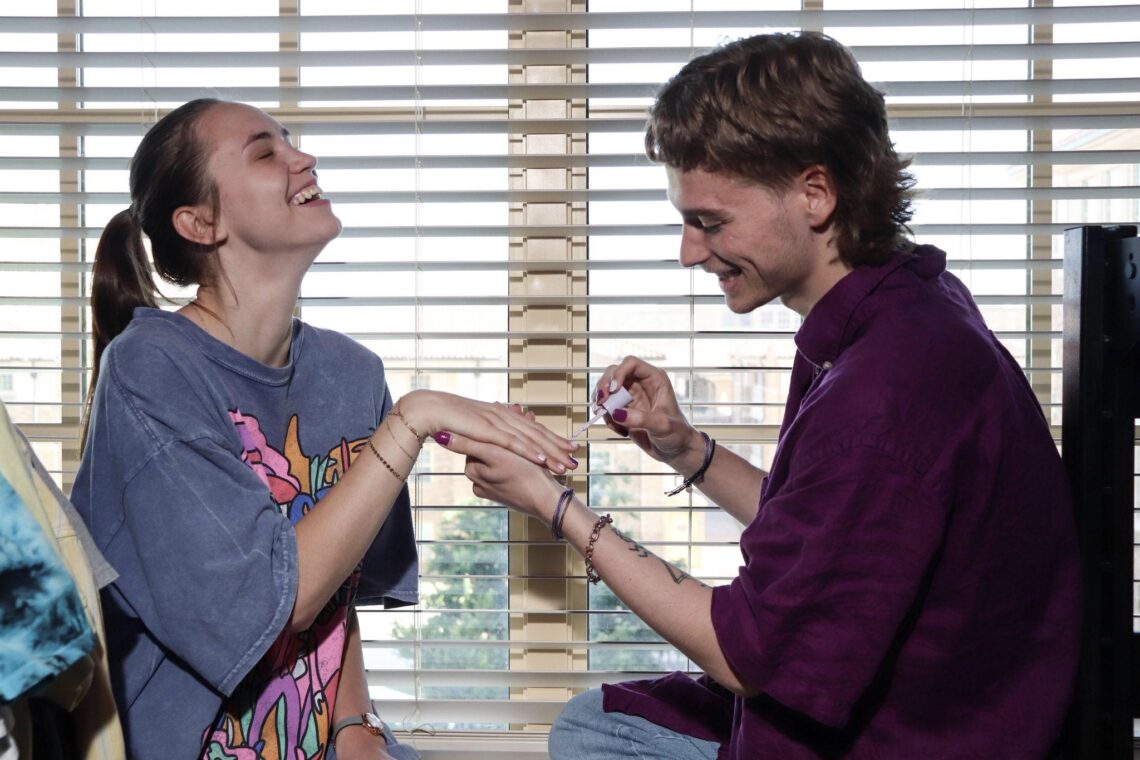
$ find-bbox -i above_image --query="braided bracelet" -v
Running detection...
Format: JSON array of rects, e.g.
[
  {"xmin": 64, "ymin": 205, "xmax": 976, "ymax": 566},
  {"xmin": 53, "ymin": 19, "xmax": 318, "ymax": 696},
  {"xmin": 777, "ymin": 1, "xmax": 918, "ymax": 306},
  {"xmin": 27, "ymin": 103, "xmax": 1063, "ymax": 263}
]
[
  {"xmin": 584, "ymin": 513, "xmax": 613, "ymax": 585},
  {"xmin": 551, "ymin": 488, "xmax": 575, "ymax": 540},
  {"xmin": 665, "ymin": 431, "xmax": 716, "ymax": 497}
]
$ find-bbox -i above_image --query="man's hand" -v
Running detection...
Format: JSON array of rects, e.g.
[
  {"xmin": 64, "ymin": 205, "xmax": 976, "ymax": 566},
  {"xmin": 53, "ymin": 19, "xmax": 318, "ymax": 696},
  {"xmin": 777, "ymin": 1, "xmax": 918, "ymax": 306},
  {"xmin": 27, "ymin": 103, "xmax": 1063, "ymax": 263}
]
[{"xmin": 595, "ymin": 356, "xmax": 707, "ymax": 477}]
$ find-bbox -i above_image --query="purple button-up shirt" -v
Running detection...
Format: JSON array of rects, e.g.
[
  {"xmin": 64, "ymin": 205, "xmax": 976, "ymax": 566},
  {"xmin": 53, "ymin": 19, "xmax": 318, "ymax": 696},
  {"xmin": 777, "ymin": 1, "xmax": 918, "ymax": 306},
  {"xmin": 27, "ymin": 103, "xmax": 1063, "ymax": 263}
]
[{"xmin": 603, "ymin": 246, "xmax": 1080, "ymax": 759}]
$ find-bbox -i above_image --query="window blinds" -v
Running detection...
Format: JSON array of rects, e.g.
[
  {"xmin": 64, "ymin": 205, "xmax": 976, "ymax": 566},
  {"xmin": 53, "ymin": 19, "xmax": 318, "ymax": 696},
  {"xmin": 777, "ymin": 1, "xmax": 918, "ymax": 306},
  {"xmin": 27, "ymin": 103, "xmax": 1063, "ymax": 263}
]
[{"xmin": 1, "ymin": 1, "xmax": 1138, "ymax": 755}]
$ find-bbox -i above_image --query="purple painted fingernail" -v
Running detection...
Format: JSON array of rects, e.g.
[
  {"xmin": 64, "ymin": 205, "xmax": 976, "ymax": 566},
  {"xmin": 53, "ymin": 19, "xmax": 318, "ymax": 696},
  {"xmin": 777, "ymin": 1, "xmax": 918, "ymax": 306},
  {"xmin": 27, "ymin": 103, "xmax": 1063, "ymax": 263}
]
[
  {"xmin": 433, "ymin": 431, "xmax": 451, "ymax": 446},
  {"xmin": 612, "ymin": 408, "xmax": 628, "ymax": 423},
  {"xmin": 568, "ymin": 456, "xmax": 579, "ymax": 467},
  {"xmin": 596, "ymin": 387, "xmax": 606, "ymax": 402}
]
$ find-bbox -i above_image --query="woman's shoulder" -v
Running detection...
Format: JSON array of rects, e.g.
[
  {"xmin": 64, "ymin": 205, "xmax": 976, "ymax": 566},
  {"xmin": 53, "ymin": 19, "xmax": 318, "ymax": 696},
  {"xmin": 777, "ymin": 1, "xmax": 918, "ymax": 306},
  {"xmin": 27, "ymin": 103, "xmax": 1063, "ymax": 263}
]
[
  {"xmin": 97, "ymin": 310, "xmax": 239, "ymax": 440},
  {"xmin": 102, "ymin": 309, "xmax": 207, "ymax": 385}
]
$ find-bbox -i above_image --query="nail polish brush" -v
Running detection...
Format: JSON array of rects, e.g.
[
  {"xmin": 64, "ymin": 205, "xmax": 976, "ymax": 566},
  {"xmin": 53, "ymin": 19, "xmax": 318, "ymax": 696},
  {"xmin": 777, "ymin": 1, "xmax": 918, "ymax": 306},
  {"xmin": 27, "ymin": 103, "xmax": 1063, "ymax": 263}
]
[{"xmin": 573, "ymin": 387, "xmax": 633, "ymax": 439}]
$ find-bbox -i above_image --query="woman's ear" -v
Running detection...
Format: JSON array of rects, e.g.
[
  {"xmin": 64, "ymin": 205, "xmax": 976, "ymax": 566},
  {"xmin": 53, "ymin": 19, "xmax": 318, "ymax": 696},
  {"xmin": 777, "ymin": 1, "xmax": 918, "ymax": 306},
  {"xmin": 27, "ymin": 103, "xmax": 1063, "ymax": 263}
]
[
  {"xmin": 798, "ymin": 165, "xmax": 838, "ymax": 230},
  {"xmin": 172, "ymin": 205, "xmax": 219, "ymax": 246}
]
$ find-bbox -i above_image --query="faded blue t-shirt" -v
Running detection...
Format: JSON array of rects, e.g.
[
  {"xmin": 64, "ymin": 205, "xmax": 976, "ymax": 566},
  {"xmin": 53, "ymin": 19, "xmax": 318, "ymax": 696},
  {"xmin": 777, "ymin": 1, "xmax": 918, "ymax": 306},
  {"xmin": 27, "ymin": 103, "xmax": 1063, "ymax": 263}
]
[{"xmin": 71, "ymin": 308, "xmax": 418, "ymax": 760}]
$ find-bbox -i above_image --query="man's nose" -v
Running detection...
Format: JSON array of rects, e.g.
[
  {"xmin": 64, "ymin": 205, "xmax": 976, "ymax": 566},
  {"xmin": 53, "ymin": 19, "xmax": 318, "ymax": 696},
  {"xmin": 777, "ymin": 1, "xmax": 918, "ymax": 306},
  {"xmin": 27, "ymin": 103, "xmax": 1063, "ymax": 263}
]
[{"xmin": 678, "ymin": 225, "xmax": 711, "ymax": 269}]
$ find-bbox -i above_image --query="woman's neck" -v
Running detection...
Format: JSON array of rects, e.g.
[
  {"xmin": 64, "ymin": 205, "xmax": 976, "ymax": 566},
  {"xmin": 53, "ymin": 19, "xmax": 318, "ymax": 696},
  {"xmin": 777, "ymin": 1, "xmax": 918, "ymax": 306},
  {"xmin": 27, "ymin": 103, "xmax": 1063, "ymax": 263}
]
[{"xmin": 179, "ymin": 282, "xmax": 297, "ymax": 367}]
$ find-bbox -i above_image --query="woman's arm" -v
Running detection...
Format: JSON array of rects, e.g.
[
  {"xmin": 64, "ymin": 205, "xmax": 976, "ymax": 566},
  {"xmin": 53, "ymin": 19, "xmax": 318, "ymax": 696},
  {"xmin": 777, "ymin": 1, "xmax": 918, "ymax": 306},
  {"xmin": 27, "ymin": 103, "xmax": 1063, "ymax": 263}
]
[
  {"xmin": 332, "ymin": 609, "xmax": 394, "ymax": 759},
  {"xmin": 291, "ymin": 389, "xmax": 578, "ymax": 630}
]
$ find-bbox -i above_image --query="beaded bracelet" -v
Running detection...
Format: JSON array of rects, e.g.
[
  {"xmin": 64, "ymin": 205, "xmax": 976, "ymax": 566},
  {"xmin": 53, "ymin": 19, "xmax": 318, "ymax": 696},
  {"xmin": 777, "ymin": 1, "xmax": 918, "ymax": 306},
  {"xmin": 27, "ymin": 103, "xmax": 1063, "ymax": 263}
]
[
  {"xmin": 367, "ymin": 438, "xmax": 406, "ymax": 481},
  {"xmin": 664, "ymin": 431, "xmax": 716, "ymax": 496},
  {"xmin": 584, "ymin": 513, "xmax": 613, "ymax": 584},
  {"xmin": 551, "ymin": 488, "xmax": 575, "ymax": 540}
]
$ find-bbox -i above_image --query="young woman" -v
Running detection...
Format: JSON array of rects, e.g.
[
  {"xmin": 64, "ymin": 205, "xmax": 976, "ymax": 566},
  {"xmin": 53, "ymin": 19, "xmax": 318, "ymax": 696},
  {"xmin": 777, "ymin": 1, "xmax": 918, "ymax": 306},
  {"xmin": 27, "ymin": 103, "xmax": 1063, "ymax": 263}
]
[{"xmin": 72, "ymin": 99, "xmax": 578, "ymax": 760}]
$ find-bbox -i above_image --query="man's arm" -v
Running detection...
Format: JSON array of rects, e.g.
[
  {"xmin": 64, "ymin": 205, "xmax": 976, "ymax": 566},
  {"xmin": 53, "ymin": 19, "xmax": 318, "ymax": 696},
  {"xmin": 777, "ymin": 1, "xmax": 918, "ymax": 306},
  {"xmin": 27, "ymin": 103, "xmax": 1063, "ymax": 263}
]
[
  {"xmin": 559, "ymin": 484, "xmax": 757, "ymax": 697},
  {"xmin": 664, "ymin": 426, "xmax": 766, "ymax": 525}
]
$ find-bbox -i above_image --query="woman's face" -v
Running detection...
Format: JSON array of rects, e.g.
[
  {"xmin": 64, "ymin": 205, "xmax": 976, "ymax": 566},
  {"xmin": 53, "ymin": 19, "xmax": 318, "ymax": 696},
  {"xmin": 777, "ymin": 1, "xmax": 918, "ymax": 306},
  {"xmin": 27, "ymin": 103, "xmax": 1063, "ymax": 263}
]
[{"xmin": 195, "ymin": 102, "xmax": 341, "ymax": 263}]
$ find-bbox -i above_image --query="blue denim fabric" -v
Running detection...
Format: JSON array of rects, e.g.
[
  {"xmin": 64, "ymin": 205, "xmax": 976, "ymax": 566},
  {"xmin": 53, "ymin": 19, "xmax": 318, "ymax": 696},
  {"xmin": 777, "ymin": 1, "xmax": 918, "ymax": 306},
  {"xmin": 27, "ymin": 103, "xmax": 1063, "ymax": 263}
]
[{"xmin": 549, "ymin": 689, "xmax": 720, "ymax": 760}]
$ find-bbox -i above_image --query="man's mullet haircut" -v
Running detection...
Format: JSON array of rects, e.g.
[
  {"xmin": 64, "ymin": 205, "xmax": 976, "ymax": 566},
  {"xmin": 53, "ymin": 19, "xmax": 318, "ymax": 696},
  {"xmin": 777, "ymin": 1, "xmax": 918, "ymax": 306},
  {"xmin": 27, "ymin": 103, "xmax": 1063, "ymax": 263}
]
[{"xmin": 645, "ymin": 31, "xmax": 915, "ymax": 266}]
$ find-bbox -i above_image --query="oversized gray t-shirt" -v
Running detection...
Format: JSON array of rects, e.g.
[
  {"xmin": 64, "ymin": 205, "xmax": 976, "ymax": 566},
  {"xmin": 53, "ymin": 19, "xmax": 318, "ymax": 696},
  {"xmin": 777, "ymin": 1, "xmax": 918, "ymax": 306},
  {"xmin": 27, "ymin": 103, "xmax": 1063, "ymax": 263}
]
[{"xmin": 71, "ymin": 308, "xmax": 417, "ymax": 759}]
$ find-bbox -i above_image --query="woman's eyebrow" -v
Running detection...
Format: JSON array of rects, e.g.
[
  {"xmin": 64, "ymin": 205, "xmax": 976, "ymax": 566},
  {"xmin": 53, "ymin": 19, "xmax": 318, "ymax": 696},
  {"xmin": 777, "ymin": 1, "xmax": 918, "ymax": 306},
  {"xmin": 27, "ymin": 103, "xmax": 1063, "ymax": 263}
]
[{"xmin": 243, "ymin": 127, "xmax": 290, "ymax": 150}]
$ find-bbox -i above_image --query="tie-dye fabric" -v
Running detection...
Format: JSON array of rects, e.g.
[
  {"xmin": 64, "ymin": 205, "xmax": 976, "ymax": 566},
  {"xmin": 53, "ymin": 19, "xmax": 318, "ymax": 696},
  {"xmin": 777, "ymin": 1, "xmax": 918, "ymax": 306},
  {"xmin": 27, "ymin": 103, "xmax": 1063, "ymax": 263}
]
[
  {"xmin": 72, "ymin": 308, "xmax": 417, "ymax": 760},
  {"xmin": 0, "ymin": 473, "xmax": 93, "ymax": 702}
]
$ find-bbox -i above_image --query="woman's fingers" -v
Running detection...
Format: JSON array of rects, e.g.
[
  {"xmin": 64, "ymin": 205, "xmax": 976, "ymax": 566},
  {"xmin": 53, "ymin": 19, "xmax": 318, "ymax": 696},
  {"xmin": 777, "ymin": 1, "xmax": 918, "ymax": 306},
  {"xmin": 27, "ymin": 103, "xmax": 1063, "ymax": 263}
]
[
  {"xmin": 435, "ymin": 402, "xmax": 578, "ymax": 476},
  {"xmin": 484, "ymin": 403, "xmax": 578, "ymax": 474}
]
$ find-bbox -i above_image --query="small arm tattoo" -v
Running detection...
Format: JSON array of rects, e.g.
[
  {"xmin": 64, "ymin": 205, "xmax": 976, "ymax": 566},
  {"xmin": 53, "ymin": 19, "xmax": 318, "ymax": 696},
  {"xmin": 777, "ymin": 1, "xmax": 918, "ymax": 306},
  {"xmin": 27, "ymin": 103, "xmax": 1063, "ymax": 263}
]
[{"xmin": 611, "ymin": 527, "xmax": 708, "ymax": 587}]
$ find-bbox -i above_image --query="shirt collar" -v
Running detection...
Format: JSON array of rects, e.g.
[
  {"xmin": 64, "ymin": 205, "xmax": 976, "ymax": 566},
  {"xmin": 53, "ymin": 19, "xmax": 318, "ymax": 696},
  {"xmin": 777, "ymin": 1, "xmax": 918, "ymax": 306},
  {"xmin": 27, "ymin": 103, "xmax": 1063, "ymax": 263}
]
[{"xmin": 794, "ymin": 245, "xmax": 947, "ymax": 366}]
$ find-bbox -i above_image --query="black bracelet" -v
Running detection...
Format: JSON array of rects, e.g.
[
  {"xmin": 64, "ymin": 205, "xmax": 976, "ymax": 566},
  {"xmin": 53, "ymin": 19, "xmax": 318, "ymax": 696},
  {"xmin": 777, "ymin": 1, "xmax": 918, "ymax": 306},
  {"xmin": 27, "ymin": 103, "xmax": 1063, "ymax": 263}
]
[
  {"xmin": 665, "ymin": 431, "xmax": 716, "ymax": 496},
  {"xmin": 551, "ymin": 487, "xmax": 574, "ymax": 540}
]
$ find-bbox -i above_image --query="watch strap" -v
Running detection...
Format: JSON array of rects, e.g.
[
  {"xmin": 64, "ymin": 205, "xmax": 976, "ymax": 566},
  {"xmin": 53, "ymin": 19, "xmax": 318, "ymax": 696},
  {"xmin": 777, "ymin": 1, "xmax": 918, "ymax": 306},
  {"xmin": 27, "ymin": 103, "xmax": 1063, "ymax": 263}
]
[{"xmin": 331, "ymin": 713, "xmax": 385, "ymax": 747}]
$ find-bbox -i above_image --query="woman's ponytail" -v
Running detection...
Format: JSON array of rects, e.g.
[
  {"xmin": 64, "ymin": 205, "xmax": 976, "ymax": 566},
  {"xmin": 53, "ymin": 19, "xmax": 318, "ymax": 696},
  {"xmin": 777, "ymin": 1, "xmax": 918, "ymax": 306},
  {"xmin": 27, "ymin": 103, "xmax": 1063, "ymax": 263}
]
[
  {"xmin": 82, "ymin": 207, "xmax": 158, "ymax": 448},
  {"xmin": 81, "ymin": 98, "xmax": 222, "ymax": 451},
  {"xmin": 91, "ymin": 208, "xmax": 158, "ymax": 368}
]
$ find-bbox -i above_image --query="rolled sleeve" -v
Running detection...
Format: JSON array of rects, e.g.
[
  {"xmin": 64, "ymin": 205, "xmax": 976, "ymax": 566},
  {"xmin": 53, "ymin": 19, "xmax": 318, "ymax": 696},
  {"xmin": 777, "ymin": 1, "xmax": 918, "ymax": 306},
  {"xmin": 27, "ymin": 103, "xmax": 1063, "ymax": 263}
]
[
  {"xmin": 114, "ymin": 437, "xmax": 297, "ymax": 696},
  {"xmin": 711, "ymin": 445, "xmax": 943, "ymax": 728}
]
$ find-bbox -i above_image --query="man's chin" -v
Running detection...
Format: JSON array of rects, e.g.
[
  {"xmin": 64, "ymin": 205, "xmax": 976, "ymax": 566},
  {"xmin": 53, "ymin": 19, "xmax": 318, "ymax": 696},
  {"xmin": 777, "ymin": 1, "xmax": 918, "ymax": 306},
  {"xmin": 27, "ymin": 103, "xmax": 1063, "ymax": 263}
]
[{"xmin": 725, "ymin": 293, "xmax": 774, "ymax": 314}]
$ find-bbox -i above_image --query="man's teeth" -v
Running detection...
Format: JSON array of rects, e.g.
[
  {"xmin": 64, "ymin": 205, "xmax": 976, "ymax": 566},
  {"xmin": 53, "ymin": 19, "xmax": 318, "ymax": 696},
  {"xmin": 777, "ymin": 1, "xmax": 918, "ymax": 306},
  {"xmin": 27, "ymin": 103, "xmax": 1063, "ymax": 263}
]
[{"xmin": 290, "ymin": 185, "xmax": 323, "ymax": 205}]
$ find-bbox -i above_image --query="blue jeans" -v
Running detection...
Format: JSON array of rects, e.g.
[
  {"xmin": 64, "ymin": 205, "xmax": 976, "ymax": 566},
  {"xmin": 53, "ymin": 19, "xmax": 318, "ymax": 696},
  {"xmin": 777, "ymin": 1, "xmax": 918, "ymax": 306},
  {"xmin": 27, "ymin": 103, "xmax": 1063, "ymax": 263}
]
[{"xmin": 549, "ymin": 689, "xmax": 720, "ymax": 760}]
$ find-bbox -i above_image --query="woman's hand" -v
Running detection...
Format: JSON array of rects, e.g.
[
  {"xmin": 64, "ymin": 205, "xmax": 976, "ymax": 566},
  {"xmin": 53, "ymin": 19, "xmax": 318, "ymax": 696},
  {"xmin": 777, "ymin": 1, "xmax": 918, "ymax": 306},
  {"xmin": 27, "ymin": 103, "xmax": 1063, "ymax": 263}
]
[
  {"xmin": 595, "ymin": 356, "xmax": 705, "ymax": 473},
  {"xmin": 396, "ymin": 390, "xmax": 578, "ymax": 475}
]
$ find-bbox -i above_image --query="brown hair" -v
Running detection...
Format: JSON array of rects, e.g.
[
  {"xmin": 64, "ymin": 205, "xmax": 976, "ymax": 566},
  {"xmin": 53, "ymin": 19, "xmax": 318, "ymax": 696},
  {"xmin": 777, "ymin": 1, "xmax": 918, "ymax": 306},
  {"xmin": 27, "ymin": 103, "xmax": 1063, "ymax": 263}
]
[
  {"xmin": 645, "ymin": 31, "xmax": 915, "ymax": 266},
  {"xmin": 84, "ymin": 98, "xmax": 224, "ymax": 446}
]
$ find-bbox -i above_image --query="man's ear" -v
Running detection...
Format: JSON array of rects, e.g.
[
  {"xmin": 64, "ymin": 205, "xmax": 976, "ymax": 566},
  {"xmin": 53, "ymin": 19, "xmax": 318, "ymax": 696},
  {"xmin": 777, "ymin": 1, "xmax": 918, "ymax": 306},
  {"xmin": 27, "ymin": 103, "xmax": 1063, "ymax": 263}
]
[
  {"xmin": 798, "ymin": 165, "xmax": 837, "ymax": 230},
  {"xmin": 172, "ymin": 205, "xmax": 221, "ymax": 247}
]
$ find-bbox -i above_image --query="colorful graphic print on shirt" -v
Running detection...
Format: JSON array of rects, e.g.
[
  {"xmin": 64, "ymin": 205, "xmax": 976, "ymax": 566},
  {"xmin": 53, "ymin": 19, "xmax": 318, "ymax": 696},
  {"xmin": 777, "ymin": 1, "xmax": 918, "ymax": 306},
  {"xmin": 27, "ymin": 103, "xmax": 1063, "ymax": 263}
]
[{"xmin": 201, "ymin": 411, "xmax": 371, "ymax": 760}]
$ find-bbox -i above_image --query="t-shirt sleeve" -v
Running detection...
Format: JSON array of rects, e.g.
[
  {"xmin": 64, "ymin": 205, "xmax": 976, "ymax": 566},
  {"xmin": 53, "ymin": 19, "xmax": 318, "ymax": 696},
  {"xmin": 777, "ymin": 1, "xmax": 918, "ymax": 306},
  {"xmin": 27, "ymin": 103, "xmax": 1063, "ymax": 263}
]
[
  {"xmin": 355, "ymin": 366, "xmax": 418, "ymax": 608},
  {"xmin": 710, "ymin": 444, "xmax": 943, "ymax": 728},
  {"xmin": 112, "ymin": 435, "xmax": 297, "ymax": 696}
]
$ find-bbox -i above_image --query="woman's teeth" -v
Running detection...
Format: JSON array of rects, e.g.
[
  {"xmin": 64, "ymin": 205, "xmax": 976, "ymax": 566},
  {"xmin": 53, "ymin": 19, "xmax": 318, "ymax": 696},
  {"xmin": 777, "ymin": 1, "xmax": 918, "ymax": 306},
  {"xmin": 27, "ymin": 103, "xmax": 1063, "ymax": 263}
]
[{"xmin": 290, "ymin": 185, "xmax": 323, "ymax": 205}]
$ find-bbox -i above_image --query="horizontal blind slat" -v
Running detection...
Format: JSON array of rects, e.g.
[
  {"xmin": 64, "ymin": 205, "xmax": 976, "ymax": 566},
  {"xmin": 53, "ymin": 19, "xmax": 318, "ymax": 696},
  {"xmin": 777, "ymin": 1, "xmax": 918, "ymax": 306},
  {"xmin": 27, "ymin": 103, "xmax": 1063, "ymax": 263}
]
[
  {"xmin": 4, "ymin": 186, "xmax": 1138, "ymax": 204},
  {"xmin": 1, "ymin": 41, "xmax": 1137, "ymax": 68},
  {"xmin": 2, "ymin": 6, "xmax": 1136, "ymax": 34},
  {"xmin": 5, "ymin": 77, "xmax": 1140, "ymax": 102},
  {"xmin": 1, "ymin": 150, "xmax": 1136, "ymax": 171}
]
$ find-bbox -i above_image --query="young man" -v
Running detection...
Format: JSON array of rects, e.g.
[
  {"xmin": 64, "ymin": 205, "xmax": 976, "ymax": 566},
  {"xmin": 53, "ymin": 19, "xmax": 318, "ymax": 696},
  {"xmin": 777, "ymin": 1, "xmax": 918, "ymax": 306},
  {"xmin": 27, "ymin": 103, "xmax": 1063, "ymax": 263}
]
[{"xmin": 448, "ymin": 31, "xmax": 1081, "ymax": 759}]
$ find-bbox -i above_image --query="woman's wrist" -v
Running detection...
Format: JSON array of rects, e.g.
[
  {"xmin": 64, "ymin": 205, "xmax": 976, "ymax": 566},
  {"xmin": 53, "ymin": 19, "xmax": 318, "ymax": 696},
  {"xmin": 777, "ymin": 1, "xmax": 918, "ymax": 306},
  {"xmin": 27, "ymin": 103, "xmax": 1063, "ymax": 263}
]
[
  {"xmin": 332, "ymin": 722, "xmax": 388, "ymax": 756},
  {"xmin": 393, "ymin": 389, "xmax": 434, "ymax": 437}
]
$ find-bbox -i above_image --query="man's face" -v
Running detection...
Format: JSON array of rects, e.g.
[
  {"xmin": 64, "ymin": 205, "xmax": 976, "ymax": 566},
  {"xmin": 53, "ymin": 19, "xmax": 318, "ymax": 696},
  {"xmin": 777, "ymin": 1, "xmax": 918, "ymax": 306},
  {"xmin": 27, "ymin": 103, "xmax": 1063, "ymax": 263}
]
[{"xmin": 665, "ymin": 166, "xmax": 841, "ymax": 316}]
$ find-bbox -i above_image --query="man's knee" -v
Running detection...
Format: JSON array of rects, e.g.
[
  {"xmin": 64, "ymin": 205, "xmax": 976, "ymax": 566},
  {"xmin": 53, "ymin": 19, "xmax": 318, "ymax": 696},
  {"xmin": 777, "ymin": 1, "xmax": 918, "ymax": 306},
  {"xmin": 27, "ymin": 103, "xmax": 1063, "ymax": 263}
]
[{"xmin": 549, "ymin": 689, "xmax": 606, "ymax": 759}]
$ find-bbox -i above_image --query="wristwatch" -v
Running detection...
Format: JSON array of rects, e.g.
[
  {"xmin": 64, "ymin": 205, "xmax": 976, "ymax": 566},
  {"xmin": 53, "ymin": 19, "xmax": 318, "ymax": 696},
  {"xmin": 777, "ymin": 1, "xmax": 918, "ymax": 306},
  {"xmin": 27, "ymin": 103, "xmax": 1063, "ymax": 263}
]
[{"xmin": 331, "ymin": 712, "xmax": 386, "ymax": 747}]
